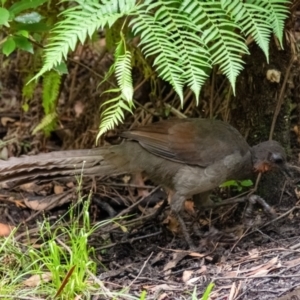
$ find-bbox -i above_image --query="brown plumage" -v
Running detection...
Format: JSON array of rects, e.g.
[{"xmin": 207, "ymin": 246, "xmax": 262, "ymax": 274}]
[{"xmin": 0, "ymin": 118, "xmax": 288, "ymax": 248}]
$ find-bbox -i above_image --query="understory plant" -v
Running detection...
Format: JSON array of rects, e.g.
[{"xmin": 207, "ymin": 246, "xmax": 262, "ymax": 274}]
[
  {"xmin": 0, "ymin": 0, "xmax": 290, "ymax": 136},
  {"xmin": 0, "ymin": 196, "xmax": 118, "ymax": 298}
]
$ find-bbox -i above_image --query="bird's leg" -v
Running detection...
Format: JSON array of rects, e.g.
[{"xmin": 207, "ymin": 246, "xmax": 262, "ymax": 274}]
[
  {"xmin": 174, "ymin": 210, "xmax": 196, "ymax": 249},
  {"xmin": 244, "ymin": 194, "xmax": 277, "ymax": 222},
  {"xmin": 131, "ymin": 172, "xmax": 149, "ymax": 198},
  {"xmin": 171, "ymin": 193, "xmax": 196, "ymax": 249},
  {"xmin": 192, "ymin": 192, "xmax": 214, "ymax": 238}
]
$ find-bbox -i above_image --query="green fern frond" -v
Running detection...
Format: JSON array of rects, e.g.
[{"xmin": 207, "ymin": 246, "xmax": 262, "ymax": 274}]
[
  {"xmin": 149, "ymin": 1, "xmax": 211, "ymax": 103},
  {"xmin": 182, "ymin": 0, "xmax": 249, "ymax": 93},
  {"xmin": 32, "ymin": 112, "xmax": 57, "ymax": 135},
  {"xmin": 98, "ymin": 95, "xmax": 133, "ymax": 139},
  {"xmin": 131, "ymin": 0, "xmax": 212, "ymax": 102},
  {"xmin": 22, "ymin": 73, "xmax": 37, "ymax": 101},
  {"xmin": 32, "ymin": 0, "xmax": 137, "ymax": 81},
  {"xmin": 131, "ymin": 6, "xmax": 185, "ymax": 100},
  {"xmin": 42, "ymin": 70, "xmax": 61, "ymax": 114},
  {"xmin": 22, "ymin": 73, "xmax": 38, "ymax": 111},
  {"xmin": 221, "ymin": 0, "xmax": 289, "ymax": 61},
  {"xmin": 114, "ymin": 38, "xmax": 134, "ymax": 102},
  {"xmin": 98, "ymin": 38, "xmax": 134, "ymax": 138},
  {"xmin": 264, "ymin": 0, "xmax": 290, "ymax": 47},
  {"xmin": 226, "ymin": 0, "xmax": 271, "ymax": 60},
  {"xmin": 31, "ymin": 0, "xmax": 290, "ymax": 137}
]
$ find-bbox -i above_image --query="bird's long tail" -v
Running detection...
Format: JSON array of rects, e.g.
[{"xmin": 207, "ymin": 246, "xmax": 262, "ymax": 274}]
[{"xmin": 0, "ymin": 145, "xmax": 128, "ymax": 185}]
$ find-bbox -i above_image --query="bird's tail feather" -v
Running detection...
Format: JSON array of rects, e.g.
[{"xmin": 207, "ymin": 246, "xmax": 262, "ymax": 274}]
[{"xmin": 0, "ymin": 147, "xmax": 122, "ymax": 185}]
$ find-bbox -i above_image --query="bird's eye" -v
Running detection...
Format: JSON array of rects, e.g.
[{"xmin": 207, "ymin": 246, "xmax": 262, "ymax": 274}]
[{"xmin": 270, "ymin": 153, "xmax": 283, "ymax": 164}]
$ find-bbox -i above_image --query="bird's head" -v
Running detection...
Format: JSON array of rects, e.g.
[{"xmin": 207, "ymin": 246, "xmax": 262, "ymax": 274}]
[{"xmin": 251, "ymin": 140, "xmax": 290, "ymax": 176}]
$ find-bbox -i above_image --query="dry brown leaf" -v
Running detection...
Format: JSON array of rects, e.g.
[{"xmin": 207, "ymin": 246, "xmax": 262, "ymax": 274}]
[
  {"xmin": 1, "ymin": 117, "xmax": 15, "ymax": 126},
  {"xmin": 163, "ymin": 252, "xmax": 187, "ymax": 274},
  {"xmin": 157, "ymin": 293, "xmax": 168, "ymax": 300},
  {"xmin": 24, "ymin": 192, "xmax": 73, "ymax": 211},
  {"xmin": 66, "ymin": 181, "xmax": 75, "ymax": 188},
  {"xmin": 188, "ymin": 252, "xmax": 206, "ymax": 258},
  {"xmin": 54, "ymin": 185, "xmax": 64, "ymax": 194},
  {"xmin": 184, "ymin": 200, "xmax": 195, "ymax": 214},
  {"xmin": 224, "ymin": 271, "xmax": 239, "ymax": 278},
  {"xmin": 7, "ymin": 197, "xmax": 26, "ymax": 208},
  {"xmin": 0, "ymin": 223, "xmax": 14, "ymax": 236},
  {"xmin": 14, "ymin": 121, "xmax": 30, "ymax": 127},
  {"xmin": 19, "ymin": 182, "xmax": 51, "ymax": 194},
  {"xmin": 182, "ymin": 270, "xmax": 193, "ymax": 283},
  {"xmin": 186, "ymin": 276, "xmax": 201, "ymax": 285},
  {"xmin": 242, "ymin": 257, "xmax": 279, "ymax": 277},
  {"xmin": 163, "ymin": 215, "xmax": 179, "ymax": 234},
  {"xmin": 23, "ymin": 273, "xmax": 52, "ymax": 287},
  {"xmin": 228, "ymin": 281, "xmax": 243, "ymax": 300},
  {"xmin": 19, "ymin": 182, "xmax": 38, "ymax": 193},
  {"xmin": 151, "ymin": 251, "xmax": 165, "ymax": 267},
  {"xmin": 24, "ymin": 199, "xmax": 49, "ymax": 211},
  {"xmin": 231, "ymin": 249, "xmax": 260, "ymax": 266},
  {"xmin": 185, "ymin": 276, "xmax": 201, "ymax": 285},
  {"xmin": 153, "ymin": 200, "xmax": 164, "ymax": 209}
]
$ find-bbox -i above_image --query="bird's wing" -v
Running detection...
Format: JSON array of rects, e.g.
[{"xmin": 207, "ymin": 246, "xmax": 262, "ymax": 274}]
[{"xmin": 121, "ymin": 119, "xmax": 250, "ymax": 167}]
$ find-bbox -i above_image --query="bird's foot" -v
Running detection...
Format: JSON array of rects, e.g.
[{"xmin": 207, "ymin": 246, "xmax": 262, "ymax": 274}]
[{"xmin": 245, "ymin": 194, "xmax": 277, "ymax": 220}]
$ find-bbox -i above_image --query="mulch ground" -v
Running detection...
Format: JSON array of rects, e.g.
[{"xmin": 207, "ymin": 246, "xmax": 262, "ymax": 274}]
[{"xmin": 1, "ymin": 47, "xmax": 300, "ymax": 300}]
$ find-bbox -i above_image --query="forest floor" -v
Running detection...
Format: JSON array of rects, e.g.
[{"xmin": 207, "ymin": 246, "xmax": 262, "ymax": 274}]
[{"xmin": 1, "ymin": 47, "xmax": 300, "ymax": 300}]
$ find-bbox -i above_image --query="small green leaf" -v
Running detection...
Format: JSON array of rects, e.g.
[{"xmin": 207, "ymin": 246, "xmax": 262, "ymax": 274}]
[
  {"xmin": 13, "ymin": 36, "xmax": 33, "ymax": 53},
  {"xmin": 220, "ymin": 180, "xmax": 238, "ymax": 188},
  {"xmin": 22, "ymin": 103, "xmax": 29, "ymax": 112},
  {"xmin": 54, "ymin": 62, "xmax": 68, "ymax": 75},
  {"xmin": 0, "ymin": 7, "xmax": 9, "ymax": 25},
  {"xmin": 139, "ymin": 290, "xmax": 147, "ymax": 300},
  {"xmin": 202, "ymin": 283, "xmax": 215, "ymax": 300},
  {"xmin": 16, "ymin": 30, "xmax": 28, "ymax": 37},
  {"xmin": 33, "ymin": 33, "xmax": 41, "ymax": 42},
  {"xmin": 12, "ymin": 21, "xmax": 51, "ymax": 32},
  {"xmin": 2, "ymin": 37, "xmax": 16, "ymax": 56},
  {"xmin": 15, "ymin": 12, "xmax": 43, "ymax": 24},
  {"xmin": 240, "ymin": 179, "xmax": 253, "ymax": 187},
  {"xmin": 9, "ymin": 0, "xmax": 48, "ymax": 15}
]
